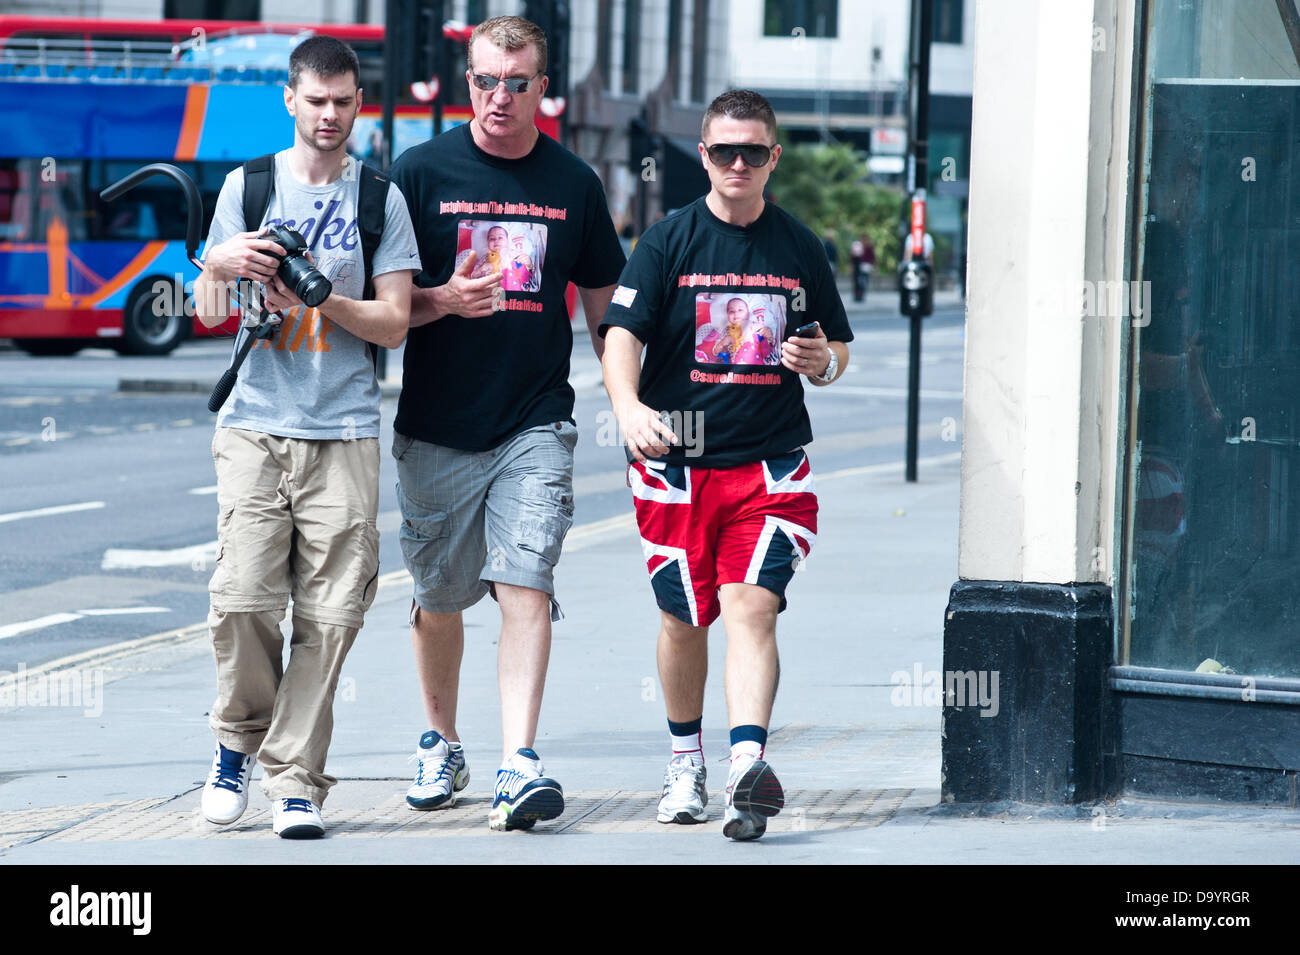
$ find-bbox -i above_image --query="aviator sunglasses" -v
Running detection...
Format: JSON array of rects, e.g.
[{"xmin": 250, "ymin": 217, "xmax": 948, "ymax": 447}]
[
  {"xmin": 470, "ymin": 72, "xmax": 540, "ymax": 93},
  {"xmin": 704, "ymin": 142, "xmax": 774, "ymax": 168}
]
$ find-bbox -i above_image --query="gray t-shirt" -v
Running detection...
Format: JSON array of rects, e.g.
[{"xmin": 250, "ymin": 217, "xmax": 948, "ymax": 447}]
[{"xmin": 203, "ymin": 150, "xmax": 420, "ymax": 439}]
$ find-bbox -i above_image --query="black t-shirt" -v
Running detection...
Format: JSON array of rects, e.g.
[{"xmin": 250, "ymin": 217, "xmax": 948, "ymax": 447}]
[
  {"xmin": 599, "ymin": 196, "xmax": 853, "ymax": 469},
  {"xmin": 391, "ymin": 123, "xmax": 626, "ymax": 451}
]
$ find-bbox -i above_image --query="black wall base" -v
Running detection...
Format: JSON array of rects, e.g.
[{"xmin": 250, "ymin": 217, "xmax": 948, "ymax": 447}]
[{"xmin": 941, "ymin": 580, "xmax": 1118, "ymax": 804}]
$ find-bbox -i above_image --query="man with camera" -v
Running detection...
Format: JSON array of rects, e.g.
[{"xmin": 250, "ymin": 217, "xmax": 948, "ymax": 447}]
[
  {"xmin": 389, "ymin": 15, "xmax": 625, "ymax": 831},
  {"xmin": 192, "ymin": 36, "xmax": 420, "ymax": 838},
  {"xmin": 600, "ymin": 90, "xmax": 852, "ymax": 841}
]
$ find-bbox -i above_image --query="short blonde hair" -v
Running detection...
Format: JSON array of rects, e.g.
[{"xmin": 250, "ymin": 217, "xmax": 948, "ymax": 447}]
[{"xmin": 467, "ymin": 16, "xmax": 547, "ymax": 77}]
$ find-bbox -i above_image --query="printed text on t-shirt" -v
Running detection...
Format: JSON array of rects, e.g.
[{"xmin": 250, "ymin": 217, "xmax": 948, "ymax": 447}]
[
  {"xmin": 678, "ymin": 272, "xmax": 803, "ymax": 291},
  {"xmin": 439, "ymin": 200, "xmax": 568, "ymax": 220}
]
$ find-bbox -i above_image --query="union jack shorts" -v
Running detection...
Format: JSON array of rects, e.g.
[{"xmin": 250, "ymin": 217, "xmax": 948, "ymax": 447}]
[{"xmin": 628, "ymin": 450, "xmax": 818, "ymax": 626}]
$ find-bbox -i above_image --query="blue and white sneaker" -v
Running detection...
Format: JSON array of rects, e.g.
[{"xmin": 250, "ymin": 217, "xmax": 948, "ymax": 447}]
[
  {"xmin": 201, "ymin": 743, "xmax": 255, "ymax": 825},
  {"xmin": 406, "ymin": 729, "xmax": 470, "ymax": 810},
  {"xmin": 487, "ymin": 748, "xmax": 564, "ymax": 831},
  {"xmin": 272, "ymin": 797, "xmax": 324, "ymax": 839},
  {"xmin": 722, "ymin": 756, "xmax": 785, "ymax": 841}
]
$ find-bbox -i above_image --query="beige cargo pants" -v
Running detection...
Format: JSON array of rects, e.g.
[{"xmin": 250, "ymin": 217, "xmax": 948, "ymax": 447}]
[{"xmin": 208, "ymin": 427, "xmax": 380, "ymax": 807}]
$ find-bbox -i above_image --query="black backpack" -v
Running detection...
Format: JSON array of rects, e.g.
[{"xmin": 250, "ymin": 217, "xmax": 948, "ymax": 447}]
[{"xmin": 241, "ymin": 152, "xmax": 388, "ymax": 365}]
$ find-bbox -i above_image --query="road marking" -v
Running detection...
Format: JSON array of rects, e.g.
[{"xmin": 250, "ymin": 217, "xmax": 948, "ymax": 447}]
[
  {"xmin": 171, "ymin": 419, "xmax": 195, "ymax": 428},
  {"xmin": 0, "ymin": 606, "xmax": 174, "ymax": 641},
  {"xmin": 0, "ymin": 396, "xmax": 63, "ymax": 407},
  {"xmin": 565, "ymin": 511, "xmax": 636, "ymax": 542},
  {"xmin": 86, "ymin": 425, "xmax": 119, "ymax": 435},
  {"xmin": 78, "ymin": 607, "xmax": 170, "ymax": 616},
  {"xmin": 101, "ymin": 540, "xmax": 217, "ymax": 570},
  {"xmin": 133, "ymin": 423, "xmax": 157, "ymax": 431},
  {"xmin": 4, "ymin": 437, "xmax": 32, "ymax": 446},
  {"xmin": 0, "ymin": 613, "xmax": 84, "ymax": 640},
  {"xmin": 188, "ymin": 485, "xmax": 218, "ymax": 496},
  {"xmin": 0, "ymin": 501, "xmax": 106, "ymax": 524},
  {"xmin": 812, "ymin": 386, "xmax": 963, "ymax": 400},
  {"xmin": 818, "ymin": 451, "xmax": 962, "ymax": 481}
]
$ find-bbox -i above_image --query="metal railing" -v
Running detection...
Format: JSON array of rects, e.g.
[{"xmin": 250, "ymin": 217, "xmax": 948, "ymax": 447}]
[{"xmin": 0, "ymin": 35, "xmax": 292, "ymax": 85}]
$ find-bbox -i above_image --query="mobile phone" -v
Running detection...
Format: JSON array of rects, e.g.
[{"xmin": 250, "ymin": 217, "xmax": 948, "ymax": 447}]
[{"xmin": 790, "ymin": 321, "xmax": 820, "ymax": 339}]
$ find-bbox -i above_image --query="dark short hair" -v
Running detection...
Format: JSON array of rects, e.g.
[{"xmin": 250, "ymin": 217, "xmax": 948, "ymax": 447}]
[
  {"xmin": 468, "ymin": 15, "xmax": 547, "ymax": 77},
  {"xmin": 701, "ymin": 89, "xmax": 777, "ymax": 142},
  {"xmin": 289, "ymin": 35, "xmax": 361, "ymax": 89}
]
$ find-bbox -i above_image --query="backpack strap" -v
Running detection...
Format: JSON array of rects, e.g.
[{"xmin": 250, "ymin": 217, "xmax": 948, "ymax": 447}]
[
  {"xmin": 357, "ymin": 163, "xmax": 389, "ymax": 371},
  {"xmin": 357, "ymin": 163, "xmax": 388, "ymax": 301},
  {"xmin": 242, "ymin": 153, "xmax": 275, "ymax": 233}
]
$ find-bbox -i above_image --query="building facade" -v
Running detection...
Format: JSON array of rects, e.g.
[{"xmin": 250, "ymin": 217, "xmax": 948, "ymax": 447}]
[{"xmin": 946, "ymin": 0, "xmax": 1300, "ymax": 807}]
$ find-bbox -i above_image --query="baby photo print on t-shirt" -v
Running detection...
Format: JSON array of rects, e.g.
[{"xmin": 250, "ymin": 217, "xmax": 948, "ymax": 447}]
[
  {"xmin": 454, "ymin": 220, "xmax": 548, "ymax": 293},
  {"xmin": 694, "ymin": 292, "xmax": 786, "ymax": 366}
]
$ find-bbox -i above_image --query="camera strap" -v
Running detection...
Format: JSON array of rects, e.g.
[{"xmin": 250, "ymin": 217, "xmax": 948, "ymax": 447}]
[{"xmin": 242, "ymin": 153, "xmax": 388, "ymax": 372}]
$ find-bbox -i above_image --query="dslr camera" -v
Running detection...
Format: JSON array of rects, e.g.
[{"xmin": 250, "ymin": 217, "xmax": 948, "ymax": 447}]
[{"xmin": 259, "ymin": 225, "xmax": 332, "ymax": 308}]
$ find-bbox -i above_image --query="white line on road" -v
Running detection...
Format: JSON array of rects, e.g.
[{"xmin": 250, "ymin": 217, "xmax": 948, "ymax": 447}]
[
  {"xmin": 0, "ymin": 607, "xmax": 174, "ymax": 641},
  {"xmin": 0, "ymin": 501, "xmax": 106, "ymax": 524},
  {"xmin": 813, "ymin": 386, "xmax": 963, "ymax": 400},
  {"xmin": 187, "ymin": 485, "xmax": 218, "ymax": 496},
  {"xmin": 0, "ymin": 613, "xmax": 84, "ymax": 641},
  {"xmin": 101, "ymin": 541, "xmax": 218, "ymax": 570},
  {"xmin": 78, "ymin": 607, "xmax": 171, "ymax": 616},
  {"xmin": 819, "ymin": 451, "xmax": 962, "ymax": 481}
]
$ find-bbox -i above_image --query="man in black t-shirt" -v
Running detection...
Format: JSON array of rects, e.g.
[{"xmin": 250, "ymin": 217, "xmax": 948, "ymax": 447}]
[
  {"xmin": 600, "ymin": 90, "xmax": 853, "ymax": 841},
  {"xmin": 389, "ymin": 16, "xmax": 626, "ymax": 833}
]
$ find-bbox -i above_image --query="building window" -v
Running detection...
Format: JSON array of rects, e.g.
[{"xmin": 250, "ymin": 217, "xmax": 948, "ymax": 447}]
[
  {"xmin": 622, "ymin": 0, "xmax": 641, "ymax": 94},
  {"xmin": 934, "ymin": 0, "xmax": 963, "ymax": 44},
  {"xmin": 163, "ymin": 0, "xmax": 260, "ymax": 18},
  {"xmin": 597, "ymin": 0, "xmax": 612, "ymax": 89},
  {"xmin": 1124, "ymin": 0, "xmax": 1300, "ymax": 679},
  {"xmin": 763, "ymin": 0, "xmax": 838, "ymax": 39}
]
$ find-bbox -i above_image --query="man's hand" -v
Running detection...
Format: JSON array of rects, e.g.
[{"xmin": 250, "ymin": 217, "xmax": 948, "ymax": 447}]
[
  {"xmin": 781, "ymin": 323, "xmax": 832, "ymax": 378},
  {"xmin": 262, "ymin": 273, "xmax": 304, "ymax": 316},
  {"xmin": 614, "ymin": 399, "xmax": 679, "ymax": 464},
  {"xmin": 438, "ymin": 250, "xmax": 502, "ymax": 318},
  {"xmin": 203, "ymin": 231, "xmax": 285, "ymax": 284}
]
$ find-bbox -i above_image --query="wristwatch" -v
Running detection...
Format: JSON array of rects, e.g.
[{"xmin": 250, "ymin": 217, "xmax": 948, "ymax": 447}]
[{"xmin": 811, "ymin": 347, "xmax": 839, "ymax": 383}]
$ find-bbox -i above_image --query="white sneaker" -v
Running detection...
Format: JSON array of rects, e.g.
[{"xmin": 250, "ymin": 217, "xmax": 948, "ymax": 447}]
[
  {"xmin": 406, "ymin": 730, "xmax": 470, "ymax": 810},
  {"xmin": 487, "ymin": 748, "xmax": 564, "ymax": 831},
  {"xmin": 657, "ymin": 753, "xmax": 708, "ymax": 824},
  {"xmin": 272, "ymin": 798, "xmax": 324, "ymax": 839},
  {"xmin": 722, "ymin": 756, "xmax": 784, "ymax": 842},
  {"xmin": 201, "ymin": 743, "xmax": 255, "ymax": 825}
]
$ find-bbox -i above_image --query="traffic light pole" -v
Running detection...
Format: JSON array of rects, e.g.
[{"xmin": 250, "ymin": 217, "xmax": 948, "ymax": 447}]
[{"xmin": 904, "ymin": 0, "xmax": 932, "ymax": 483}]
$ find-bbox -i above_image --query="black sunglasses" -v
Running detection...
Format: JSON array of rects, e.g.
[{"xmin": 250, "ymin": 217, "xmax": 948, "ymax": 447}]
[
  {"xmin": 470, "ymin": 72, "xmax": 539, "ymax": 94},
  {"xmin": 704, "ymin": 142, "xmax": 773, "ymax": 168}
]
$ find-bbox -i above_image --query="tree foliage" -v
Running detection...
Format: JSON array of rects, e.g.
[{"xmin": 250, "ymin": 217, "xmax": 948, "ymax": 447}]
[{"xmin": 769, "ymin": 138, "xmax": 907, "ymax": 274}]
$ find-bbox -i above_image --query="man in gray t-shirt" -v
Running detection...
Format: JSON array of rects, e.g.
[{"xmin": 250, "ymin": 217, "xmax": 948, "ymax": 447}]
[{"xmin": 191, "ymin": 36, "xmax": 420, "ymax": 840}]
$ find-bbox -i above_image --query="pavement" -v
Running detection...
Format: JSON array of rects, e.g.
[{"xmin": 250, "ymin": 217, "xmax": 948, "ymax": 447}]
[
  {"xmin": 2, "ymin": 283, "xmax": 1296, "ymax": 865},
  {"xmin": 3, "ymin": 448, "xmax": 1298, "ymax": 865}
]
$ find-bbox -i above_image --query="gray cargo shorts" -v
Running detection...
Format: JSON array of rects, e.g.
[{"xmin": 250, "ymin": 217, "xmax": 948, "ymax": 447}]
[{"xmin": 393, "ymin": 421, "xmax": 578, "ymax": 622}]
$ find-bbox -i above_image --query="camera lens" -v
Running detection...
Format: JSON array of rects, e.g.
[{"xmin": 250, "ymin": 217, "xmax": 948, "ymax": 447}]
[{"xmin": 279, "ymin": 251, "xmax": 332, "ymax": 308}]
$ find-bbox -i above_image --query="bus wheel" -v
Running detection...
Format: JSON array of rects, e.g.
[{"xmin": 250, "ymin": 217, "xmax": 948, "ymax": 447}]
[
  {"xmin": 16, "ymin": 339, "xmax": 84, "ymax": 356},
  {"xmin": 119, "ymin": 279, "xmax": 187, "ymax": 356}
]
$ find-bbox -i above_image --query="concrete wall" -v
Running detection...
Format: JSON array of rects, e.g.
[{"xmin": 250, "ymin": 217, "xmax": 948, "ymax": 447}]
[{"xmin": 958, "ymin": 0, "xmax": 1135, "ymax": 587}]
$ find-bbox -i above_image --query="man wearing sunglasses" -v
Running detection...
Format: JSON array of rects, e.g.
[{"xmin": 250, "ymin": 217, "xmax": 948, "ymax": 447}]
[
  {"xmin": 599, "ymin": 89, "xmax": 853, "ymax": 841},
  {"xmin": 389, "ymin": 16, "xmax": 625, "ymax": 832}
]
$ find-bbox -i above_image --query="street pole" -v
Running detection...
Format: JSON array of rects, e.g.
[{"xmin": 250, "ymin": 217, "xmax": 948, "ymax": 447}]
[{"xmin": 904, "ymin": 0, "xmax": 932, "ymax": 483}]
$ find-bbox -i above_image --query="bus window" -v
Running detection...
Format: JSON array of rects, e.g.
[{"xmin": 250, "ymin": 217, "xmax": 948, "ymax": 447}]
[
  {"xmin": 31, "ymin": 158, "xmax": 89, "ymax": 242},
  {"xmin": 0, "ymin": 159, "xmax": 31, "ymax": 240}
]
